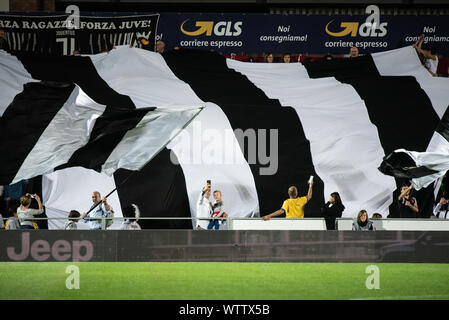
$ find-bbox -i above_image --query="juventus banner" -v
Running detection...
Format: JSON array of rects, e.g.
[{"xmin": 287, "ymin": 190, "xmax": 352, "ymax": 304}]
[
  {"xmin": 1, "ymin": 45, "xmax": 449, "ymax": 229},
  {"xmin": 0, "ymin": 14, "xmax": 159, "ymax": 55}
]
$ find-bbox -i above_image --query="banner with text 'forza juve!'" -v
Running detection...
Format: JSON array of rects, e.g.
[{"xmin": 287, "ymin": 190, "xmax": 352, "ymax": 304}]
[{"xmin": 0, "ymin": 14, "xmax": 159, "ymax": 55}]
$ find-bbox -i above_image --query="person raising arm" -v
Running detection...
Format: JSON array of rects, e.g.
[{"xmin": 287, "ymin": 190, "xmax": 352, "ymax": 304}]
[{"xmin": 263, "ymin": 179, "xmax": 313, "ymax": 220}]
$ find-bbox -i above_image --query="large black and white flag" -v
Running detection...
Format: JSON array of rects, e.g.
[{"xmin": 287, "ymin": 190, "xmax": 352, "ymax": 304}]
[
  {"xmin": 0, "ymin": 48, "xmax": 203, "ymax": 229},
  {"xmin": 1, "ymin": 45, "xmax": 448, "ymax": 229}
]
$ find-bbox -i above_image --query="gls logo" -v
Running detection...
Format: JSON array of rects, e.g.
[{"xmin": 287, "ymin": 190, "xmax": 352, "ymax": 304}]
[
  {"xmin": 325, "ymin": 20, "xmax": 388, "ymax": 37},
  {"xmin": 180, "ymin": 19, "xmax": 242, "ymax": 36}
]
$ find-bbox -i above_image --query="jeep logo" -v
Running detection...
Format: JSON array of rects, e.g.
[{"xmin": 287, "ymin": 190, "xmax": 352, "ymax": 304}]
[{"xmin": 6, "ymin": 232, "xmax": 93, "ymax": 262}]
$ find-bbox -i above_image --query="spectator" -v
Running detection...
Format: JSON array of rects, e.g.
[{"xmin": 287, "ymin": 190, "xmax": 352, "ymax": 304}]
[
  {"xmin": 5, "ymin": 208, "xmax": 20, "ymax": 230},
  {"xmin": 156, "ymin": 40, "xmax": 166, "ymax": 53},
  {"xmin": 371, "ymin": 213, "xmax": 383, "ymax": 219},
  {"xmin": 0, "ymin": 29, "xmax": 10, "ymax": 53},
  {"xmin": 323, "ymin": 54, "xmax": 334, "ymax": 61},
  {"xmin": 433, "ymin": 195, "xmax": 449, "ymax": 219},
  {"xmin": 121, "ymin": 204, "xmax": 141, "ymax": 230},
  {"xmin": 265, "ymin": 53, "xmax": 274, "ymax": 63},
  {"xmin": 349, "ymin": 46, "xmax": 359, "ymax": 58},
  {"xmin": 196, "ymin": 183, "xmax": 212, "ymax": 230},
  {"xmin": 283, "ymin": 53, "xmax": 291, "ymax": 63},
  {"xmin": 81, "ymin": 191, "xmax": 113, "ymax": 230},
  {"xmin": 64, "ymin": 210, "xmax": 81, "ymax": 230},
  {"xmin": 263, "ymin": 178, "xmax": 313, "ymax": 220},
  {"xmin": 321, "ymin": 192, "xmax": 345, "ymax": 230},
  {"xmin": 397, "ymin": 183, "xmax": 418, "ymax": 218},
  {"xmin": 413, "ymin": 41, "xmax": 438, "ymax": 76},
  {"xmin": 352, "ymin": 210, "xmax": 375, "ymax": 231},
  {"xmin": 208, "ymin": 190, "xmax": 227, "ymax": 230},
  {"xmin": 17, "ymin": 193, "xmax": 43, "ymax": 230}
]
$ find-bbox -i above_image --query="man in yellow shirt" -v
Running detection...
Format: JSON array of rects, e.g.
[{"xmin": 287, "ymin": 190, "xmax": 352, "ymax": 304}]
[{"xmin": 262, "ymin": 179, "xmax": 313, "ymax": 220}]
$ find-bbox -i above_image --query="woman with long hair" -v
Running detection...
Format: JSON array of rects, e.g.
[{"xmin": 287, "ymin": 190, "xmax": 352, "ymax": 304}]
[
  {"xmin": 352, "ymin": 210, "xmax": 375, "ymax": 231},
  {"xmin": 321, "ymin": 192, "xmax": 345, "ymax": 230},
  {"xmin": 265, "ymin": 52, "xmax": 274, "ymax": 63}
]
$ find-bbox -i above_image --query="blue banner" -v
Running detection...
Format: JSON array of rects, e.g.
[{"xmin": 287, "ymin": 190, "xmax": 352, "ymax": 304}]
[{"xmin": 157, "ymin": 13, "xmax": 449, "ymax": 55}]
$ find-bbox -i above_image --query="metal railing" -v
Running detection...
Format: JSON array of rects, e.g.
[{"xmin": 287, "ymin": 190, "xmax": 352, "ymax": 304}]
[
  {"xmin": 3, "ymin": 216, "xmax": 326, "ymax": 230},
  {"xmin": 4, "ymin": 216, "xmax": 449, "ymax": 231}
]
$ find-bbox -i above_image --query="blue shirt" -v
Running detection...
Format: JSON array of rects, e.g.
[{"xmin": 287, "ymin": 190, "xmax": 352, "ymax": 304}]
[{"xmin": 82, "ymin": 202, "xmax": 112, "ymax": 230}]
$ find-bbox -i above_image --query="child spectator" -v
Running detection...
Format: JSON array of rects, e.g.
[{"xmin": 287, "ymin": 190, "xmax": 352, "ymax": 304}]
[
  {"xmin": 120, "ymin": 204, "xmax": 141, "ymax": 230},
  {"xmin": 208, "ymin": 190, "xmax": 227, "ymax": 230},
  {"xmin": 64, "ymin": 210, "xmax": 81, "ymax": 230},
  {"xmin": 5, "ymin": 208, "xmax": 20, "ymax": 230}
]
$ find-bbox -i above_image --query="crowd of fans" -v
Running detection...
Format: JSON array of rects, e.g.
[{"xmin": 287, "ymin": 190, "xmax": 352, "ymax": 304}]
[{"xmin": 1, "ymin": 176, "xmax": 445, "ymax": 231}]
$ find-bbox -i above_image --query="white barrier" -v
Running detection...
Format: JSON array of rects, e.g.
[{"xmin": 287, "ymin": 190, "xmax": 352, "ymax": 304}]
[
  {"xmin": 228, "ymin": 218, "xmax": 326, "ymax": 230},
  {"xmin": 336, "ymin": 218, "xmax": 449, "ymax": 231}
]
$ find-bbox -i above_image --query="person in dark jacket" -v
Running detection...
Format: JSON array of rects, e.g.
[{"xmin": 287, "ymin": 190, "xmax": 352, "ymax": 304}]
[{"xmin": 321, "ymin": 192, "xmax": 345, "ymax": 230}]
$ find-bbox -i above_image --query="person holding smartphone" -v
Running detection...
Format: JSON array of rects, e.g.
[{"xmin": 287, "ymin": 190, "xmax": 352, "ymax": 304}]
[
  {"xmin": 17, "ymin": 193, "xmax": 43, "ymax": 230},
  {"xmin": 196, "ymin": 181, "xmax": 212, "ymax": 230}
]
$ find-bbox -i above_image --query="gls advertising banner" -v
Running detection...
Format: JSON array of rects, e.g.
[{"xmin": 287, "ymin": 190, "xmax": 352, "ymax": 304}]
[
  {"xmin": 157, "ymin": 13, "xmax": 449, "ymax": 55},
  {"xmin": 0, "ymin": 14, "xmax": 159, "ymax": 55}
]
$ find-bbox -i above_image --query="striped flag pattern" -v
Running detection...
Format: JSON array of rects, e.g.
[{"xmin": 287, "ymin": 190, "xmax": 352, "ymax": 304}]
[{"xmin": 1, "ymin": 45, "xmax": 448, "ymax": 228}]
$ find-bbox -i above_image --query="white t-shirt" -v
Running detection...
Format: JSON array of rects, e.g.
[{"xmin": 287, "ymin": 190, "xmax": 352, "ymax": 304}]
[
  {"xmin": 17, "ymin": 207, "xmax": 44, "ymax": 227},
  {"xmin": 196, "ymin": 191, "xmax": 212, "ymax": 230}
]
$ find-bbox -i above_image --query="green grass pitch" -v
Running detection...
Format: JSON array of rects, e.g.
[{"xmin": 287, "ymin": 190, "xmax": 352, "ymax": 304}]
[{"xmin": 1, "ymin": 262, "xmax": 448, "ymax": 300}]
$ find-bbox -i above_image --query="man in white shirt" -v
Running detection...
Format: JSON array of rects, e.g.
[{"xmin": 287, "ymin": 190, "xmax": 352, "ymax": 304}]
[
  {"xmin": 81, "ymin": 191, "xmax": 113, "ymax": 230},
  {"xmin": 196, "ymin": 183, "xmax": 212, "ymax": 230}
]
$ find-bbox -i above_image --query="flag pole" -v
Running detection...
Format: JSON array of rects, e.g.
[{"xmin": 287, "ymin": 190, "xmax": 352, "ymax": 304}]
[{"xmin": 84, "ymin": 171, "xmax": 136, "ymax": 215}]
